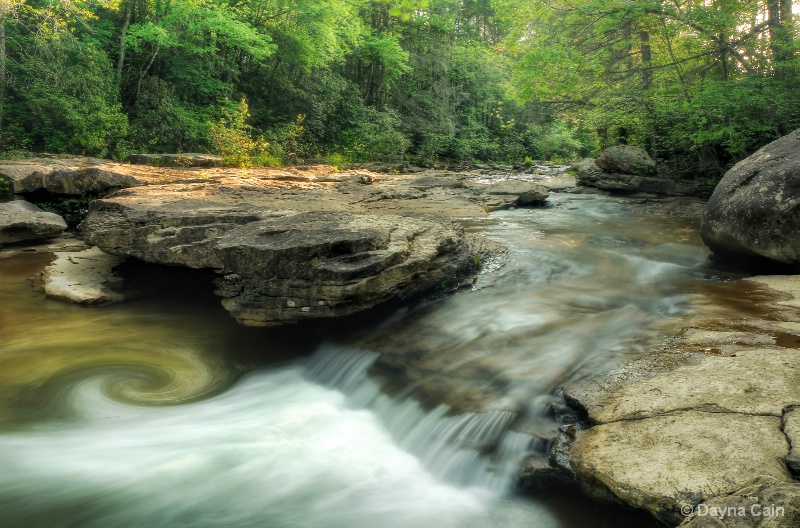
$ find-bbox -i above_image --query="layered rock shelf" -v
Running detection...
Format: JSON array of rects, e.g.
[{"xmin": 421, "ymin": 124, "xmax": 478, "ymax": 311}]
[{"xmin": 77, "ymin": 167, "xmax": 552, "ymax": 326}]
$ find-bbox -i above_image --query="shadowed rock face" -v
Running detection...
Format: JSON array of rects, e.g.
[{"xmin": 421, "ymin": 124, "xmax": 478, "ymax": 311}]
[
  {"xmin": 702, "ymin": 129, "xmax": 800, "ymax": 266},
  {"xmin": 575, "ymin": 156, "xmax": 698, "ymax": 195},
  {"xmin": 82, "ymin": 198, "xmax": 492, "ymax": 326}
]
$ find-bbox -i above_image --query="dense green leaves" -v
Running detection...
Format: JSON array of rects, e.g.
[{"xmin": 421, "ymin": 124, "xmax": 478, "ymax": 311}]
[
  {"xmin": 503, "ymin": 0, "xmax": 800, "ymax": 177},
  {"xmin": 1, "ymin": 0, "xmax": 794, "ymax": 173}
]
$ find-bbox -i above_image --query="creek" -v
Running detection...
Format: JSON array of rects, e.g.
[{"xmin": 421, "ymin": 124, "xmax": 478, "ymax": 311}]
[{"xmin": 0, "ymin": 193, "xmax": 719, "ymax": 527}]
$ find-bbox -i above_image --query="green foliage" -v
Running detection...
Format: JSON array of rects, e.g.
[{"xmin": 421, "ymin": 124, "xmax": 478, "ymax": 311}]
[
  {"xmin": 19, "ymin": 37, "xmax": 128, "ymax": 156},
  {"xmin": 0, "ymin": 0, "xmax": 792, "ymax": 172},
  {"xmin": 210, "ymin": 99, "xmax": 273, "ymax": 167},
  {"xmin": 0, "ymin": 177, "xmax": 11, "ymax": 196},
  {"xmin": 501, "ymin": 0, "xmax": 800, "ymax": 174},
  {"xmin": 340, "ymin": 108, "xmax": 410, "ymax": 162},
  {"xmin": 527, "ymin": 121, "xmax": 596, "ymax": 162}
]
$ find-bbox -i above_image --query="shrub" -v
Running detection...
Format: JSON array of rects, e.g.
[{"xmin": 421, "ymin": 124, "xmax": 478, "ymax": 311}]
[{"xmin": 210, "ymin": 99, "xmax": 273, "ymax": 167}]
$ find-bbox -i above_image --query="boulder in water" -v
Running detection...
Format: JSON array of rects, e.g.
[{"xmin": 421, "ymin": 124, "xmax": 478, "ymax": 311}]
[
  {"xmin": 701, "ymin": 129, "xmax": 800, "ymax": 266},
  {"xmin": 575, "ymin": 152, "xmax": 698, "ymax": 195},
  {"xmin": 595, "ymin": 145, "xmax": 657, "ymax": 175},
  {"xmin": 82, "ymin": 191, "xmax": 493, "ymax": 326},
  {"xmin": 40, "ymin": 246, "xmax": 130, "ymax": 305}
]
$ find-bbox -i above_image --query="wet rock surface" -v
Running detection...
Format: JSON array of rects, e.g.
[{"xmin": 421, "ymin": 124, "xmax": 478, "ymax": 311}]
[
  {"xmin": 558, "ymin": 273, "xmax": 800, "ymax": 526},
  {"xmin": 702, "ymin": 129, "xmax": 800, "ymax": 266},
  {"xmin": 0, "ymin": 200, "xmax": 67, "ymax": 244},
  {"xmin": 39, "ymin": 246, "xmax": 130, "ymax": 305},
  {"xmin": 471, "ymin": 179, "xmax": 549, "ymax": 212}
]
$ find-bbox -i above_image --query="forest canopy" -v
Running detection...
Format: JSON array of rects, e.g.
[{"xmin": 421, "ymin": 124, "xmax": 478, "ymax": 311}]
[{"xmin": 0, "ymin": 0, "xmax": 797, "ymax": 176}]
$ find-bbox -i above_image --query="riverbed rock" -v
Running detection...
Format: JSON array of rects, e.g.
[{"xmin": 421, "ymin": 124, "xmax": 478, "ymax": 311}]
[
  {"xmin": 596, "ymin": 145, "xmax": 657, "ymax": 175},
  {"xmin": 568, "ymin": 348, "xmax": 800, "ymax": 422},
  {"xmin": 82, "ymin": 191, "xmax": 490, "ymax": 326},
  {"xmin": 563, "ymin": 349, "xmax": 800, "ymax": 524},
  {"xmin": 40, "ymin": 246, "xmax": 128, "ymax": 305},
  {"xmin": 558, "ymin": 270, "xmax": 800, "ymax": 526},
  {"xmin": 0, "ymin": 200, "xmax": 67, "ymax": 244},
  {"xmin": 0, "ymin": 157, "xmax": 139, "ymax": 195},
  {"xmin": 701, "ymin": 129, "xmax": 800, "ymax": 266},
  {"xmin": 575, "ymin": 157, "xmax": 698, "ymax": 195},
  {"xmin": 474, "ymin": 179, "xmax": 549, "ymax": 211},
  {"xmin": 679, "ymin": 478, "xmax": 800, "ymax": 527},
  {"xmin": 571, "ymin": 411, "xmax": 790, "ymax": 525}
]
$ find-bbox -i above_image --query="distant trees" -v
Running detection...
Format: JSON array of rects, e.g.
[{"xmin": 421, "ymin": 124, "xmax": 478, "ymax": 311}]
[
  {"xmin": 0, "ymin": 0, "xmax": 596, "ymax": 164},
  {"xmin": 1, "ymin": 0, "xmax": 793, "ymax": 174},
  {"xmin": 501, "ymin": 0, "xmax": 800, "ymax": 177}
]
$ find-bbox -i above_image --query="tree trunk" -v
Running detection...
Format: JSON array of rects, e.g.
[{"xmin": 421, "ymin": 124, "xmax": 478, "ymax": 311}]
[
  {"xmin": 778, "ymin": 0, "xmax": 794, "ymax": 64},
  {"xmin": 116, "ymin": 1, "xmax": 133, "ymax": 85},
  {"xmin": 640, "ymin": 31, "xmax": 652, "ymax": 89},
  {"xmin": 768, "ymin": 0, "xmax": 782, "ymax": 63},
  {"xmin": 0, "ymin": 10, "xmax": 6, "ymax": 137}
]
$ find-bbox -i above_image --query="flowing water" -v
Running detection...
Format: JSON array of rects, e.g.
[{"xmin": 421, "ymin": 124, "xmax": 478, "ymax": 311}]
[{"xmin": 0, "ymin": 193, "xmax": 716, "ymax": 527}]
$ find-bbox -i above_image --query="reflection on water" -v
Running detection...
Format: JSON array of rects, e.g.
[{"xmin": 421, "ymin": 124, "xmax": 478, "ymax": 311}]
[
  {"xmin": 0, "ymin": 192, "xmax": 711, "ymax": 528},
  {"xmin": 0, "ymin": 253, "xmax": 318, "ymax": 427}
]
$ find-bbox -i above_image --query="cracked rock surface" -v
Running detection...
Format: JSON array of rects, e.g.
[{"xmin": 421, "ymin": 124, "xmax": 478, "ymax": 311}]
[
  {"xmin": 80, "ymin": 170, "xmax": 517, "ymax": 326},
  {"xmin": 561, "ymin": 274, "xmax": 800, "ymax": 527}
]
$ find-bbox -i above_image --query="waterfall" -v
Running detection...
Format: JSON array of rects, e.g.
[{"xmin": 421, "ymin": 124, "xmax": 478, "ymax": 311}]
[{"xmin": 305, "ymin": 342, "xmax": 534, "ymax": 491}]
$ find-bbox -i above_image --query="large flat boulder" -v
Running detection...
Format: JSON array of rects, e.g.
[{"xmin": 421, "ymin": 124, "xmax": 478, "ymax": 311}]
[
  {"xmin": 0, "ymin": 200, "xmax": 67, "ymax": 244},
  {"xmin": 702, "ymin": 129, "xmax": 800, "ymax": 265},
  {"xmin": 472, "ymin": 179, "xmax": 549, "ymax": 211},
  {"xmin": 571, "ymin": 411, "xmax": 790, "ymax": 525},
  {"xmin": 81, "ymin": 191, "xmax": 489, "ymax": 326},
  {"xmin": 0, "ymin": 157, "xmax": 139, "ymax": 195}
]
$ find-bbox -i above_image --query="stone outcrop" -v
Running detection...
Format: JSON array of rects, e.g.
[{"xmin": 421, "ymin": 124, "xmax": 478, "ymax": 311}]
[
  {"xmin": 0, "ymin": 157, "xmax": 139, "ymax": 195},
  {"xmin": 702, "ymin": 129, "xmax": 800, "ymax": 266},
  {"xmin": 556, "ymin": 274, "xmax": 800, "ymax": 527},
  {"xmin": 81, "ymin": 179, "xmax": 501, "ymax": 326},
  {"xmin": 596, "ymin": 144, "xmax": 657, "ymax": 175},
  {"xmin": 575, "ymin": 156, "xmax": 698, "ymax": 195},
  {"xmin": 679, "ymin": 478, "xmax": 800, "ymax": 527},
  {"xmin": 39, "ymin": 246, "xmax": 129, "ymax": 305},
  {"xmin": 472, "ymin": 179, "xmax": 549, "ymax": 211},
  {"xmin": 0, "ymin": 200, "xmax": 67, "ymax": 244}
]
